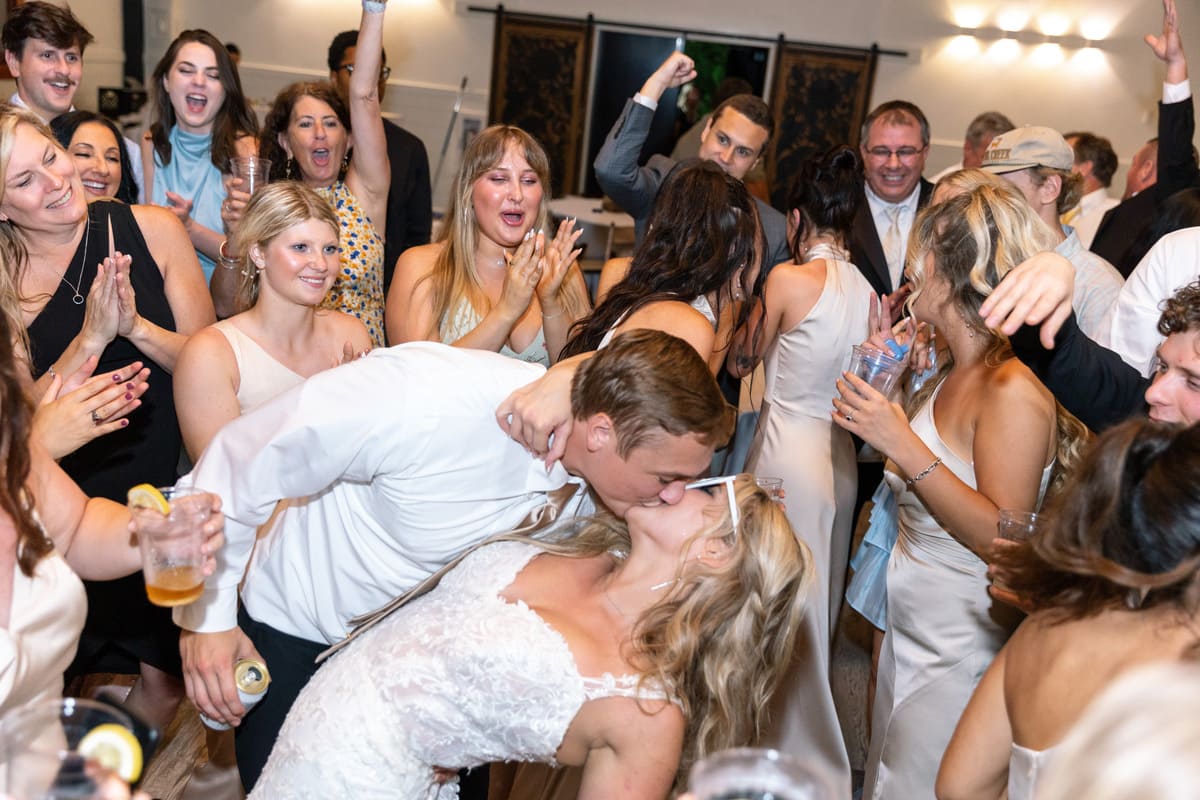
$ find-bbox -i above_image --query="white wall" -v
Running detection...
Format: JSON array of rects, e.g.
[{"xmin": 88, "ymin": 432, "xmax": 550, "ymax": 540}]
[{"xmin": 155, "ymin": 0, "xmax": 1200, "ymax": 208}]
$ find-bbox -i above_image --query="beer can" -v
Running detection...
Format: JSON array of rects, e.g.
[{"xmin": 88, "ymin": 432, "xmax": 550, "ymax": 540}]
[{"xmin": 200, "ymin": 658, "xmax": 271, "ymax": 731}]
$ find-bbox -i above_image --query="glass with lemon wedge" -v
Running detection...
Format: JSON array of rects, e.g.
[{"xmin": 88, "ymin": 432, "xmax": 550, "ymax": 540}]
[
  {"xmin": 2, "ymin": 697, "xmax": 144, "ymax": 798},
  {"xmin": 127, "ymin": 484, "xmax": 209, "ymax": 607}
]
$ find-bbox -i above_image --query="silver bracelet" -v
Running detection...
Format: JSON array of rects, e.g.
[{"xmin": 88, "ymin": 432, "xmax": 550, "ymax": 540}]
[
  {"xmin": 905, "ymin": 457, "xmax": 942, "ymax": 489},
  {"xmin": 541, "ymin": 308, "xmax": 564, "ymax": 320},
  {"xmin": 219, "ymin": 239, "xmax": 241, "ymax": 271},
  {"xmin": 363, "ymin": 0, "xmax": 386, "ymax": 12}
]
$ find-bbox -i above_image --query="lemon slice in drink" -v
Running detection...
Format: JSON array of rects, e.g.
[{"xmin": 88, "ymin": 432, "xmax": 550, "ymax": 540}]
[
  {"xmin": 78, "ymin": 722, "xmax": 144, "ymax": 783},
  {"xmin": 127, "ymin": 483, "xmax": 170, "ymax": 514}
]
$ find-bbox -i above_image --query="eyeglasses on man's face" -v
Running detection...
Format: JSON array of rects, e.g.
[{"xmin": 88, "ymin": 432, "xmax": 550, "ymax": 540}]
[
  {"xmin": 339, "ymin": 64, "xmax": 392, "ymax": 81},
  {"xmin": 865, "ymin": 146, "xmax": 927, "ymax": 163}
]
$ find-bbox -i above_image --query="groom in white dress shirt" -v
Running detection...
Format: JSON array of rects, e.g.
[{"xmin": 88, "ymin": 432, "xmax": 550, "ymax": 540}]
[{"xmin": 174, "ymin": 330, "xmax": 734, "ymax": 789}]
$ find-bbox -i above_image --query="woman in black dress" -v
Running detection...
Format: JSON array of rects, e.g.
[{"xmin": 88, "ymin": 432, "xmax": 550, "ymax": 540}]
[{"xmin": 0, "ymin": 107, "xmax": 214, "ymax": 727}]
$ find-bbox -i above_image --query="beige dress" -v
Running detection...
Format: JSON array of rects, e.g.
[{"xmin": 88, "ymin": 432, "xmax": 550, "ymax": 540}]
[
  {"xmin": 1, "ymin": 551, "xmax": 87, "ymax": 715},
  {"xmin": 743, "ymin": 248, "xmax": 872, "ymax": 797}
]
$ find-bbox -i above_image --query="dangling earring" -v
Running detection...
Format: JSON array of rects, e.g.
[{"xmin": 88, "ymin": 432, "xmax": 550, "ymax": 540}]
[{"xmin": 286, "ymin": 157, "xmax": 295, "ymax": 180}]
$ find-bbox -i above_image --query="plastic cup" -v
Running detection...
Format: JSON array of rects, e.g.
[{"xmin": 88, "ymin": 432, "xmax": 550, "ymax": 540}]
[
  {"xmin": 848, "ymin": 345, "xmax": 907, "ymax": 396},
  {"xmin": 230, "ymin": 156, "xmax": 272, "ymax": 195},
  {"xmin": 2, "ymin": 698, "xmax": 138, "ymax": 799},
  {"xmin": 130, "ymin": 487, "xmax": 210, "ymax": 607},
  {"xmin": 755, "ymin": 477, "xmax": 784, "ymax": 503},
  {"xmin": 997, "ymin": 509, "xmax": 1041, "ymax": 541},
  {"xmin": 688, "ymin": 747, "xmax": 836, "ymax": 800}
]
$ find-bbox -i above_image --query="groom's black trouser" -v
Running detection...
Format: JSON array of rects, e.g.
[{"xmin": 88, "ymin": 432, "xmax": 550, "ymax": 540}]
[{"xmin": 234, "ymin": 606, "xmax": 326, "ymax": 792}]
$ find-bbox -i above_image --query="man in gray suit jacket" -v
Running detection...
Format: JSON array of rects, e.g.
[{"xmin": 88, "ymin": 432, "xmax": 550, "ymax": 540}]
[{"xmin": 595, "ymin": 51, "xmax": 792, "ymax": 270}]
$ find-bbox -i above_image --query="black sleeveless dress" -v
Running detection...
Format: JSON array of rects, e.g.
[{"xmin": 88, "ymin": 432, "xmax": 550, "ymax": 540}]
[{"xmin": 27, "ymin": 200, "xmax": 183, "ymax": 676}]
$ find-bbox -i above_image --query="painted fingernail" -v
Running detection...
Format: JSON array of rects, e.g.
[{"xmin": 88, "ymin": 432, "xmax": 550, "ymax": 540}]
[
  {"xmin": 113, "ymin": 374, "xmax": 123, "ymax": 382},
  {"xmin": 125, "ymin": 392, "xmax": 133, "ymax": 400},
  {"xmin": 120, "ymin": 419, "xmax": 129, "ymax": 427},
  {"xmin": 126, "ymin": 382, "xmax": 135, "ymax": 390}
]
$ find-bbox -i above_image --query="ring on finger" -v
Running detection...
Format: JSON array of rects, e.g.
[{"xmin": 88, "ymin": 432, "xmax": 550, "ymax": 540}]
[
  {"xmin": 91, "ymin": 409, "xmax": 102, "ymax": 426},
  {"xmin": 845, "ymin": 412, "xmax": 854, "ymax": 422}
]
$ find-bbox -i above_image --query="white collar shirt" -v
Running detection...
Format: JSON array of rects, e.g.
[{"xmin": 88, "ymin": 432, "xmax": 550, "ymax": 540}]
[
  {"xmin": 865, "ymin": 182, "xmax": 922, "ymax": 288},
  {"xmin": 174, "ymin": 343, "xmax": 590, "ymax": 644},
  {"xmin": 1096, "ymin": 227, "xmax": 1200, "ymax": 377}
]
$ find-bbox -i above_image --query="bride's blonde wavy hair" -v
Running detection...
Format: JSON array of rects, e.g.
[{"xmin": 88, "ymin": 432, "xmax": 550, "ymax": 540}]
[{"xmin": 532, "ymin": 475, "xmax": 813, "ymax": 782}]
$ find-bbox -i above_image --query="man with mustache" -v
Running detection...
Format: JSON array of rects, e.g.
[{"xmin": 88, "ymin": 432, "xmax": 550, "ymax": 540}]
[{"xmin": 2, "ymin": 1, "xmax": 145, "ymax": 196}]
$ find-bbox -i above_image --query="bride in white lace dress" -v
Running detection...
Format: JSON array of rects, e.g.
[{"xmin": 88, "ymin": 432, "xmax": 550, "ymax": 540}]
[{"xmin": 249, "ymin": 475, "xmax": 811, "ymax": 799}]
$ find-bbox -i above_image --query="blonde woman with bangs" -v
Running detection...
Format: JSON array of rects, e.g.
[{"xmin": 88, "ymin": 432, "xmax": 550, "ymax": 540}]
[
  {"xmin": 173, "ymin": 181, "xmax": 371, "ymax": 461},
  {"xmin": 832, "ymin": 178, "xmax": 1073, "ymax": 798},
  {"xmin": 385, "ymin": 124, "xmax": 590, "ymax": 364},
  {"xmin": 249, "ymin": 474, "xmax": 812, "ymax": 798}
]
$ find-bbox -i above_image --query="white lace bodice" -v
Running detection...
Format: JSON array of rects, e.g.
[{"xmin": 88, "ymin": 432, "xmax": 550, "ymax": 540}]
[{"xmin": 250, "ymin": 541, "xmax": 668, "ymax": 799}]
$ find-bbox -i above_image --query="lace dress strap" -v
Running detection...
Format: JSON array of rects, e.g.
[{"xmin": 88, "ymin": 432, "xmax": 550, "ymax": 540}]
[{"xmin": 580, "ymin": 673, "xmax": 680, "ymax": 707}]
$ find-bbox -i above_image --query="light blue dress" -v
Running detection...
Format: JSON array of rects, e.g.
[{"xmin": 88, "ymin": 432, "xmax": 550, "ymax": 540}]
[{"xmin": 152, "ymin": 127, "xmax": 226, "ymax": 282}]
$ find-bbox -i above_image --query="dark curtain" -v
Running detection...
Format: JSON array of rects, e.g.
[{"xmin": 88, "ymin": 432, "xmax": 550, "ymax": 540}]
[
  {"xmin": 489, "ymin": 13, "xmax": 592, "ymax": 197},
  {"xmin": 767, "ymin": 43, "xmax": 878, "ymax": 211}
]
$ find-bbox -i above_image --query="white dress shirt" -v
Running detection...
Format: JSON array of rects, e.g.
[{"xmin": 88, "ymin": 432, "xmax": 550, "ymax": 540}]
[
  {"xmin": 1069, "ymin": 188, "xmax": 1119, "ymax": 249},
  {"xmin": 865, "ymin": 183, "xmax": 922, "ymax": 289},
  {"xmin": 12, "ymin": 92, "xmax": 147, "ymax": 203},
  {"xmin": 1097, "ymin": 227, "xmax": 1200, "ymax": 376},
  {"xmin": 174, "ymin": 343, "xmax": 590, "ymax": 644},
  {"xmin": 1056, "ymin": 226, "xmax": 1124, "ymax": 342}
]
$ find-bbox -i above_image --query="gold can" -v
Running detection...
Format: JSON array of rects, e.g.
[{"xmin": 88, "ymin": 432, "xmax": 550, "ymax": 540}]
[
  {"xmin": 199, "ymin": 658, "xmax": 271, "ymax": 731},
  {"xmin": 235, "ymin": 658, "xmax": 271, "ymax": 696}
]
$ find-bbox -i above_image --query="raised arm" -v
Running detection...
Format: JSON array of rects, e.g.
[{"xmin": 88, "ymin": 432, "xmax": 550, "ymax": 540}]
[
  {"xmin": 1150, "ymin": 0, "xmax": 1198, "ymax": 197},
  {"xmin": 208, "ymin": 135, "xmax": 261, "ymax": 319},
  {"xmin": 594, "ymin": 52, "xmax": 696, "ymax": 220},
  {"xmin": 343, "ymin": 1, "xmax": 391, "ymax": 230}
]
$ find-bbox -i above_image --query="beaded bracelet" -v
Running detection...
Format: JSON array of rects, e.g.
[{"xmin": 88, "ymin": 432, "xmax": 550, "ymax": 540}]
[{"xmin": 905, "ymin": 457, "xmax": 942, "ymax": 490}]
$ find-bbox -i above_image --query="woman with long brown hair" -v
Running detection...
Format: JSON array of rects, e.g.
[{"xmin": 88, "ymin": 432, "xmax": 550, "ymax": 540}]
[
  {"xmin": 143, "ymin": 28, "xmax": 258, "ymax": 317},
  {"xmin": 386, "ymin": 124, "xmax": 589, "ymax": 363},
  {"xmin": 938, "ymin": 420, "xmax": 1200, "ymax": 800}
]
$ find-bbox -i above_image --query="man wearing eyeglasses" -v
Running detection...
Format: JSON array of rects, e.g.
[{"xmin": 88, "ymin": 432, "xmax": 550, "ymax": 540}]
[
  {"xmin": 852, "ymin": 100, "xmax": 935, "ymax": 301},
  {"xmin": 328, "ymin": 29, "xmax": 432, "ymax": 296}
]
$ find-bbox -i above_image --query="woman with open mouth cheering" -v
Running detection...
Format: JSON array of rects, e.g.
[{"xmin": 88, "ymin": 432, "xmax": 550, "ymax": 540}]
[
  {"xmin": 255, "ymin": 1, "xmax": 393, "ymax": 348},
  {"xmin": 143, "ymin": 28, "xmax": 259, "ymax": 319}
]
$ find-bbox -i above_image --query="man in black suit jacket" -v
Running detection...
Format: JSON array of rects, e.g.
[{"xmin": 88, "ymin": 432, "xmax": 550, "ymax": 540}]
[
  {"xmin": 594, "ymin": 51, "xmax": 792, "ymax": 270},
  {"xmin": 852, "ymin": 100, "xmax": 935, "ymax": 299},
  {"xmin": 1090, "ymin": 0, "xmax": 1198, "ymax": 277},
  {"xmin": 329, "ymin": 30, "xmax": 432, "ymax": 295}
]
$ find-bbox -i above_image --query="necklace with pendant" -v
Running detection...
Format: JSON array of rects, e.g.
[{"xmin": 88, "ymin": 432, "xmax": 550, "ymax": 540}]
[{"xmin": 62, "ymin": 217, "xmax": 90, "ymax": 305}]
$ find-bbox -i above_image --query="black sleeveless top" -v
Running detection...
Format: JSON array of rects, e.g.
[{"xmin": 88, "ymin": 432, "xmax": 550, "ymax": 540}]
[{"xmin": 27, "ymin": 201, "xmax": 181, "ymax": 502}]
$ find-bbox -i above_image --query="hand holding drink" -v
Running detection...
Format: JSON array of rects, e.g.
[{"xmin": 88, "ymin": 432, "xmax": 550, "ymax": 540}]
[{"xmin": 127, "ymin": 484, "xmax": 218, "ymax": 607}]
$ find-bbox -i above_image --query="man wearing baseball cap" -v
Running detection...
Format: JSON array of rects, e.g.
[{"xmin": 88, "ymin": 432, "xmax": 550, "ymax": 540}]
[{"xmin": 982, "ymin": 125, "xmax": 1124, "ymax": 339}]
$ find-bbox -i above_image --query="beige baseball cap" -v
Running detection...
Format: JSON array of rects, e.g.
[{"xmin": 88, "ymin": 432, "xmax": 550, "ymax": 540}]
[{"xmin": 981, "ymin": 126, "xmax": 1074, "ymax": 173}]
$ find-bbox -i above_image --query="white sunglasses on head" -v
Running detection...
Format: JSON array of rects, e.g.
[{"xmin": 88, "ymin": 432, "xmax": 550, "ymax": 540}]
[{"xmin": 684, "ymin": 475, "xmax": 740, "ymax": 529}]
